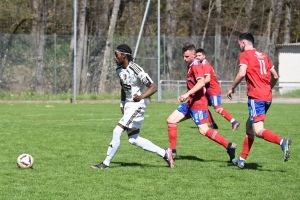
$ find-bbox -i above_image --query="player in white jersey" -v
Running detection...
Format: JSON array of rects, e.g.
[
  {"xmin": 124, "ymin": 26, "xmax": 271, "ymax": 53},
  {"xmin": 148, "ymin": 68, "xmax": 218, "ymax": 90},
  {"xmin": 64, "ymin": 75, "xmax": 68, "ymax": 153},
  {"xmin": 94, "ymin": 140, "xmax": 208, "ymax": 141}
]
[{"xmin": 91, "ymin": 44, "xmax": 172, "ymax": 169}]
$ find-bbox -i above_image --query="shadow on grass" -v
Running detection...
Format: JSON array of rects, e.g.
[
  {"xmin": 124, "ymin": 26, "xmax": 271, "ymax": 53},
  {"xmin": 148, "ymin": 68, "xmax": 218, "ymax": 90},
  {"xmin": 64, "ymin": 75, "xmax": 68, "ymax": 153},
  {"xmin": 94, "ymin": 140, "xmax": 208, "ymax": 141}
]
[
  {"xmin": 229, "ymin": 162, "xmax": 287, "ymax": 172},
  {"xmin": 176, "ymin": 155, "xmax": 204, "ymax": 162},
  {"xmin": 112, "ymin": 161, "xmax": 168, "ymax": 168}
]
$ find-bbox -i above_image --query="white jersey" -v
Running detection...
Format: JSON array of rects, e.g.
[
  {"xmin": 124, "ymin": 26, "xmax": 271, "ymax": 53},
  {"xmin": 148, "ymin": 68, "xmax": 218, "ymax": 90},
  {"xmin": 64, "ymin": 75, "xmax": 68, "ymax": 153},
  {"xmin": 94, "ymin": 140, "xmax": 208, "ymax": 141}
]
[{"xmin": 116, "ymin": 61, "xmax": 153, "ymax": 105}]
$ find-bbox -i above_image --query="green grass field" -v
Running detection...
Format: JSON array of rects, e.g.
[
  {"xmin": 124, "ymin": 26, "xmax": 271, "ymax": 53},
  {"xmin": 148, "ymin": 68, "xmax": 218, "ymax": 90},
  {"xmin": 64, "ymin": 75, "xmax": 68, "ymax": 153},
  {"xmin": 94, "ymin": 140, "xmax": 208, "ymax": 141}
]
[{"xmin": 0, "ymin": 102, "xmax": 299, "ymax": 199}]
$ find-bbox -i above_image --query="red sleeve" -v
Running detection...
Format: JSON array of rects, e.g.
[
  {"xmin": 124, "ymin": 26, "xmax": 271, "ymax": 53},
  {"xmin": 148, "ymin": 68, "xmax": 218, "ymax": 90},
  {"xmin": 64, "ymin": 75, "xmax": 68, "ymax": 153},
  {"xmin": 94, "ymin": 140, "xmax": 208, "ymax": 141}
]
[
  {"xmin": 192, "ymin": 63, "xmax": 204, "ymax": 80},
  {"xmin": 202, "ymin": 63, "xmax": 211, "ymax": 76},
  {"xmin": 239, "ymin": 52, "xmax": 249, "ymax": 67}
]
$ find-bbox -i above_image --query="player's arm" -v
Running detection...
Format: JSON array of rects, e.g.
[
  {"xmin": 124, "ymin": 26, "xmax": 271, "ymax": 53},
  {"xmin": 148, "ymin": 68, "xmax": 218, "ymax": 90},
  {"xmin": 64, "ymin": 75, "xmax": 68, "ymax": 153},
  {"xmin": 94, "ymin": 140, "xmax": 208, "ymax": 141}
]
[
  {"xmin": 178, "ymin": 78, "xmax": 205, "ymax": 102},
  {"xmin": 227, "ymin": 65, "xmax": 247, "ymax": 100},
  {"xmin": 120, "ymin": 87, "xmax": 126, "ymax": 114},
  {"xmin": 134, "ymin": 83, "xmax": 157, "ymax": 102},
  {"xmin": 133, "ymin": 72, "xmax": 157, "ymax": 102},
  {"xmin": 270, "ymin": 67, "xmax": 279, "ymax": 89},
  {"xmin": 204, "ymin": 74, "xmax": 211, "ymax": 85}
]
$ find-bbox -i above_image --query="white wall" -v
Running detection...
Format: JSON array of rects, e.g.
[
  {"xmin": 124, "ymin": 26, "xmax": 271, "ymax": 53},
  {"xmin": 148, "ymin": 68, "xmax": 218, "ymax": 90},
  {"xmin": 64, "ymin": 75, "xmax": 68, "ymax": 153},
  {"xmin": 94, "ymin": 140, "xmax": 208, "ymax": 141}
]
[{"xmin": 277, "ymin": 45, "xmax": 300, "ymax": 94}]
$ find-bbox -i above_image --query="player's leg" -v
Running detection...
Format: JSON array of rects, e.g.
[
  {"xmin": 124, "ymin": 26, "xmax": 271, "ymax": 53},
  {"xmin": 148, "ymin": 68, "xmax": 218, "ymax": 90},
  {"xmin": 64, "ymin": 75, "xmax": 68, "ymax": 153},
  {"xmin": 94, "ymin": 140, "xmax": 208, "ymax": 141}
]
[
  {"xmin": 232, "ymin": 117, "xmax": 254, "ymax": 168},
  {"xmin": 206, "ymin": 95, "xmax": 218, "ymax": 129},
  {"xmin": 191, "ymin": 110, "xmax": 236, "ymax": 162},
  {"xmin": 167, "ymin": 103, "xmax": 188, "ymax": 160},
  {"xmin": 125, "ymin": 105, "xmax": 173, "ymax": 167},
  {"xmin": 207, "ymin": 108, "xmax": 218, "ymax": 129},
  {"xmin": 211, "ymin": 95, "xmax": 240, "ymax": 130},
  {"xmin": 127, "ymin": 129, "xmax": 172, "ymax": 167},
  {"xmin": 90, "ymin": 124, "xmax": 125, "ymax": 169},
  {"xmin": 251, "ymin": 99, "xmax": 291, "ymax": 162}
]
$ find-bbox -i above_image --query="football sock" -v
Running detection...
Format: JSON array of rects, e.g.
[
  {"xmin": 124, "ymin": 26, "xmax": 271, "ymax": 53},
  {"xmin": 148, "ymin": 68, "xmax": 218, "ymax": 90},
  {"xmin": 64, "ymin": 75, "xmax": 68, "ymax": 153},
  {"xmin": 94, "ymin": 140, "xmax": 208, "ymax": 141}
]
[
  {"xmin": 259, "ymin": 129, "xmax": 282, "ymax": 145},
  {"xmin": 103, "ymin": 126, "xmax": 124, "ymax": 166},
  {"xmin": 217, "ymin": 108, "xmax": 234, "ymax": 122},
  {"xmin": 240, "ymin": 133, "xmax": 254, "ymax": 160},
  {"xmin": 205, "ymin": 128, "xmax": 229, "ymax": 149},
  {"xmin": 207, "ymin": 109, "xmax": 215, "ymax": 124},
  {"xmin": 128, "ymin": 134, "xmax": 165, "ymax": 157},
  {"xmin": 168, "ymin": 123, "xmax": 178, "ymax": 150}
]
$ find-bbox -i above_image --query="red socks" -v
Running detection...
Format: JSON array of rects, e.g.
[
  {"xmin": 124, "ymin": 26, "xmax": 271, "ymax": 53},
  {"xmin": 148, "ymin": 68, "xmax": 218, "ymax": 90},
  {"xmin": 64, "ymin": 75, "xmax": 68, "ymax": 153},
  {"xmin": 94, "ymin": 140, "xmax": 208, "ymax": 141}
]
[
  {"xmin": 218, "ymin": 108, "xmax": 233, "ymax": 122},
  {"xmin": 168, "ymin": 123, "xmax": 178, "ymax": 150},
  {"xmin": 240, "ymin": 130, "xmax": 282, "ymax": 160},
  {"xmin": 260, "ymin": 129, "xmax": 282, "ymax": 144},
  {"xmin": 240, "ymin": 133, "xmax": 254, "ymax": 160},
  {"xmin": 205, "ymin": 128, "xmax": 228, "ymax": 148}
]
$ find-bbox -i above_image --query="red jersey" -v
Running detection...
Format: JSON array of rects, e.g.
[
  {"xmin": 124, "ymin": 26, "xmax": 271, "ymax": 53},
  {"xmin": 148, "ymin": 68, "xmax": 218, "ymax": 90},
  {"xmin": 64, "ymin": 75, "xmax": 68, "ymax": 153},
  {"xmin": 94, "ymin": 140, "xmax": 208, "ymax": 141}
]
[
  {"xmin": 186, "ymin": 60, "xmax": 208, "ymax": 110},
  {"xmin": 201, "ymin": 59, "xmax": 221, "ymax": 96},
  {"xmin": 239, "ymin": 49, "xmax": 274, "ymax": 101}
]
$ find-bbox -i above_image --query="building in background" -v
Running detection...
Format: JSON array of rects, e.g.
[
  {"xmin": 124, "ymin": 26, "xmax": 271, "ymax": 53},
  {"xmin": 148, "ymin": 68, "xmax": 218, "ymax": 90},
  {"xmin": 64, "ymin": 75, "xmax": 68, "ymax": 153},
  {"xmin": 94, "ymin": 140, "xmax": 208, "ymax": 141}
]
[{"xmin": 276, "ymin": 43, "xmax": 300, "ymax": 94}]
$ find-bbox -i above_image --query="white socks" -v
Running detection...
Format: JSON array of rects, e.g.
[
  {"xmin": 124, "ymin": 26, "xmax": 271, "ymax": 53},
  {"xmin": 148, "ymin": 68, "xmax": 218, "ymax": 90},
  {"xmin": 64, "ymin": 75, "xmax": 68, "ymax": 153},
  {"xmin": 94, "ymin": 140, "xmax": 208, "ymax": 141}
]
[
  {"xmin": 128, "ymin": 134, "xmax": 165, "ymax": 157},
  {"xmin": 103, "ymin": 126, "xmax": 166, "ymax": 166},
  {"xmin": 103, "ymin": 126, "xmax": 124, "ymax": 166}
]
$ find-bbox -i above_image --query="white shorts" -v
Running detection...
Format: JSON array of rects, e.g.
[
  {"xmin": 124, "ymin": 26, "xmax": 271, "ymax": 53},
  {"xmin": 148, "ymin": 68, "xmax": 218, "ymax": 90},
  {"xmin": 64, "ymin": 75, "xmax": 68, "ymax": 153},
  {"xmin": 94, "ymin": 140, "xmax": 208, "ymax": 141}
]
[{"xmin": 119, "ymin": 102, "xmax": 146, "ymax": 129}]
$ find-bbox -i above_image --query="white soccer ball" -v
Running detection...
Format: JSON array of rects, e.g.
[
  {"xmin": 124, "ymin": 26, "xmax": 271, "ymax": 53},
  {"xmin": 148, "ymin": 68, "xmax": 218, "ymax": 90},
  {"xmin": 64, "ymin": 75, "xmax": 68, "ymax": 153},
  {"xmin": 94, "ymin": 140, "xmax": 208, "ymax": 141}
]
[{"xmin": 17, "ymin": 154, "xmax": 34, "ymax": 168}]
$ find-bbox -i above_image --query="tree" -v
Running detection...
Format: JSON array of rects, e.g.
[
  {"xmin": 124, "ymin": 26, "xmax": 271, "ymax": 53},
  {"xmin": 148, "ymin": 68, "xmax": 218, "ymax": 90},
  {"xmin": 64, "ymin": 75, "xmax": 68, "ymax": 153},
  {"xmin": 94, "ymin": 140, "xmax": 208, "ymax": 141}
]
[
  {"xmin": 271, "ymin": 0, "xmax": 284, "ymax": 45},
  {"xmin": 98, "ymin": 0, "xmax": 121, "ymax": 93},
  {"xmin": 191, "ymin": 0, "xmax": 201, "ymax": 36},
  {"xmin": 244, "ymin": 0, "xmax": 254, "ymax": 32},
  {"xmin": 201, "ymin": 0, "xmax": 215, "ymax": 48},
  {"xmin": 35, "ymin": 0, "xmax": 48, "ymax": 94},
  {"xmin": 284, "ymin": 1, "xmax": 292, "ymax": 44},
  {"xmin": 75, "ymin": 0, "xmax": 87, "ymax": 94},
  {"xmin": 214, "ymin": 0, "xmax": 222, "ymax": 76},
  {"xmin": 30, "ymin": 0, "xmax": 39, "ymax": 62},
  {"xmin": 166, "ymin": 0, "xmax": 178, "ymax": 80}
]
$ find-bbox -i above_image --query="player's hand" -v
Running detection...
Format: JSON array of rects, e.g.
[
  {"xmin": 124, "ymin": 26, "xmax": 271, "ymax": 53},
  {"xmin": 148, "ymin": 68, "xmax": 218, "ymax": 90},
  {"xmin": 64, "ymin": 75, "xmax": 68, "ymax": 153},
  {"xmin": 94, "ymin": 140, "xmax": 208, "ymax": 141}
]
[
  {"xmin": 133, "ymin": 94, "xmax": 142, "ymax": 102},
  {"xmin": 227, "ymin": 88, "xmax": 235, "ymax": 100},
  {"xmin": 178, "ymin": 93, "xmax": 189, "ymax": 102},
  {"xmin": 120, "ymin": 107, "xmax": 124, "ymax": 115}
]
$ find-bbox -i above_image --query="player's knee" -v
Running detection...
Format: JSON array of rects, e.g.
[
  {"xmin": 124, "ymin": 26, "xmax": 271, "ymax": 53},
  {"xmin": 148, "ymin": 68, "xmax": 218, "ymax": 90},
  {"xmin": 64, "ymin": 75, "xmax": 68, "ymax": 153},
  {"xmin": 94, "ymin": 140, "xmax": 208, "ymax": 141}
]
[
  {"xmin": 254, "ymin": 129, "xmax": 263, "ymax": 137},
  {"xmin": 128, "ymin": 129, "xmax": 139, "ymax": 145},
  {"xmin": 198, "ymin": 126, "xmax": 208, "ymax": 135},
  {"xmin": 167, "ymin": 117, "xmax": 176, "ymax": 124},
  {"xmin": 215, "ymin": 108, "xmax": 223, "ymax": 113}
]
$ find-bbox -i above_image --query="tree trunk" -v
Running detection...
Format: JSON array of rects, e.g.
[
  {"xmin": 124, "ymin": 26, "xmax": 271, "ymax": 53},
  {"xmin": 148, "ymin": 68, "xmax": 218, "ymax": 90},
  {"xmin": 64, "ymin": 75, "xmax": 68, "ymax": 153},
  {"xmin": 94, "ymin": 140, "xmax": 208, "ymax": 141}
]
[
  {"xmin": 30, "ymin": 0, "xmax": 39, "ymax": 63},
  {"xmin": 191, "ymin": 0, "xmax": 201, "ymax": 36},
  {"xmin": 262, "ymin": 0, "xmax": 275, "ymax": 53},
  {"xmin": 98, "ymin": 0, "xmax": 109, "ymax": 36},
  {"xmin": 269, "ymin": 0, "xmax": 283, "ymax": 61},
  {"xmin": 201, "ymin": 0, "xmax": 214, "ymax": 48},
  {"xmin": 166, "ymin": 0, "xmax": 178, "ymax": 80},
  {"xmin": 271, "ymin": 0, "xmax": 283, "ymax": 45},
  {"xmin": 98, "ymin": 0, "xmax": 121, "ymax": 93},
  {"xmin": 244, "ymin": 0, "xmax": 254, "ymax": 32},
  {"xmin": 80, "ymin": 24, "xmax": 89, "ymax": 93},
  {"xmin": 35, "ymin": 0, "xmax": 48, "ymax": 94},
  {"xmin": 75, "ymin": 0, "xmax": 87, "ymax": 94},
  {"xmin": 283, "ymin": 1, "xmax": 291, "ymax": 44},
  {"xmin": 214, "ymin": 0, "xmax": 222, "ymax": 76},
  {"xmin": 93, "ymin": 0, "xmax": 109, "ymax": 92}
]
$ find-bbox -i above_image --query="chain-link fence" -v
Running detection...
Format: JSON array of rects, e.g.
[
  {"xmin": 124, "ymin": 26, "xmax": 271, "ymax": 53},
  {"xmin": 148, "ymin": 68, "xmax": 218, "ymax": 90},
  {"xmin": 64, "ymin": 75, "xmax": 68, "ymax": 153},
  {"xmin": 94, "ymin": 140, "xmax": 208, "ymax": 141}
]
[{"xmin": 0, "ymin": 33, "xmax": 298, "ymax": 101}]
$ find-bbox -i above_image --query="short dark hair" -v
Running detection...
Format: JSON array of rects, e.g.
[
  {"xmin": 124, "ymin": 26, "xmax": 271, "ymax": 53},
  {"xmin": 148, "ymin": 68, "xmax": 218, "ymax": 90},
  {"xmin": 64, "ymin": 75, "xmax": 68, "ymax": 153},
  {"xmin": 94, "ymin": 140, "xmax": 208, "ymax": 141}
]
[
  {"xmin": 239, "ymin": 33, "xmax": 254, "ymax": 44},
  {"xmin": 116, "ymin": 44, "xmax": 133, "ymax": 61},
  {"xmin": 196, "ymin": 48, "xmax": 205, "ymax": 54},
  {"xmin": 182, "ymin": 44, "xmax": 196, "ymax": 54}
]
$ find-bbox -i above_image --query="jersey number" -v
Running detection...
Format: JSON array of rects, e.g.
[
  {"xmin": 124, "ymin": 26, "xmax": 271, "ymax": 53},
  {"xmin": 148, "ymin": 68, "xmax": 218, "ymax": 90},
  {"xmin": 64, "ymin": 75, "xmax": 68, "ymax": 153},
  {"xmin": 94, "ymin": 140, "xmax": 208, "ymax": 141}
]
[{"xmin": 258, "ymin": 60, "xmax": 267, "ymax": 75}]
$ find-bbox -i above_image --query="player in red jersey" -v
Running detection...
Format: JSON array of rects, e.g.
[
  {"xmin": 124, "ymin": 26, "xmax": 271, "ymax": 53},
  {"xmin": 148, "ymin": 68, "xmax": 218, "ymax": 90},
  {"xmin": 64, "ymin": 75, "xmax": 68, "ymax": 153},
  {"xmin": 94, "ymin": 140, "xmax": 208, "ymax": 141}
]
[
  {"xmin": 195, "ymin": 48, "xmax": 240, "ymax": 131},
  {"xmin": 227, "ymin": 33, "xmax": 291, "ymax": 169},
  {"xmin": 166, "ymin": 44, "xmax": 236, "ymax": 168}
]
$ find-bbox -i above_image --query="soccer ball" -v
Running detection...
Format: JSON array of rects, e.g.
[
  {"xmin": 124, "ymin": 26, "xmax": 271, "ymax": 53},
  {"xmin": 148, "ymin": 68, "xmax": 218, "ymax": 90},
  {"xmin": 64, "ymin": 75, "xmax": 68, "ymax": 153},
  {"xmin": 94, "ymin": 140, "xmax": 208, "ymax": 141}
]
[{"xmin": 17, "ymin": 154, "xmax": 34, "ymax": 168}]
